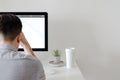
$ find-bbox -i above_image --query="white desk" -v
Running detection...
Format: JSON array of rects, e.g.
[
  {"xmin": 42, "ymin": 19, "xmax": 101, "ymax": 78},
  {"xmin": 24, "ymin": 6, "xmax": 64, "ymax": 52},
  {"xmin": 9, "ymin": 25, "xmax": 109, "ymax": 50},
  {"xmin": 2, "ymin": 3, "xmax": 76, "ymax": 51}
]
[{"xmin": 37, "ymin": 53, "xmax": 85, "ymax": 80}]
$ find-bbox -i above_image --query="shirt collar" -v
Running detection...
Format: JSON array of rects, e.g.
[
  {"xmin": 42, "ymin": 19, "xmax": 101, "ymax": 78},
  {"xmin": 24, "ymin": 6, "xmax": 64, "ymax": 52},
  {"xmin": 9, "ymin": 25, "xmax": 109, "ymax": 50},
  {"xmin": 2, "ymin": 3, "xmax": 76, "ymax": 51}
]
[{"xmin": 0, "ymin": 44, "xmax": 17, "ymax": 51}]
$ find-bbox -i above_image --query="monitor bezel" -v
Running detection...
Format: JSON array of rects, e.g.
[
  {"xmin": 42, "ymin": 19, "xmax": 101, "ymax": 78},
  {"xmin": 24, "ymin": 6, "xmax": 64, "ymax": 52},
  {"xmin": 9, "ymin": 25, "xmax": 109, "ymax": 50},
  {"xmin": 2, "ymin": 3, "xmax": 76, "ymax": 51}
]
[{"xmin": 0, "ymin": 12, "xmax": 48, "ymax": 51}]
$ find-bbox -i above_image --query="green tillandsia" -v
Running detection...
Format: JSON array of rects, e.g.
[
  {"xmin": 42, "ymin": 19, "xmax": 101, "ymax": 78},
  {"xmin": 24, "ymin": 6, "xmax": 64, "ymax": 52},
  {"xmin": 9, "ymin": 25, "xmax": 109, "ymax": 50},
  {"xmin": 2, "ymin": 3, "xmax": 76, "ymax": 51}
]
[{"xmin": 53, "ymin": 49, "xmax": 61, "ymax": 57}]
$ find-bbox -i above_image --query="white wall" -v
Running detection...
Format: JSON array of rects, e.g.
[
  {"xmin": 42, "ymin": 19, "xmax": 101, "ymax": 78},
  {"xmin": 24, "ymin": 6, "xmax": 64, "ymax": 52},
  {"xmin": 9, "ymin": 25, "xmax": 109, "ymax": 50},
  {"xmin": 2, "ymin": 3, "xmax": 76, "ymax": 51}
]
[{"xmin": 0, "ymin": 0, "xmax": 120, "ymax": 80}]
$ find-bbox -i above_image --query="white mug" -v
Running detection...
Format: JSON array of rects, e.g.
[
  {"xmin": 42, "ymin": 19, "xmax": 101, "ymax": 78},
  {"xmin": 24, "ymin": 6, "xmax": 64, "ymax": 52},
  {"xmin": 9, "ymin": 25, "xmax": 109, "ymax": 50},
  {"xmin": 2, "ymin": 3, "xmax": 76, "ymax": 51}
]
[{"xmin": 65, "ymin": 48, "xmax": 75, "ymax": 69}]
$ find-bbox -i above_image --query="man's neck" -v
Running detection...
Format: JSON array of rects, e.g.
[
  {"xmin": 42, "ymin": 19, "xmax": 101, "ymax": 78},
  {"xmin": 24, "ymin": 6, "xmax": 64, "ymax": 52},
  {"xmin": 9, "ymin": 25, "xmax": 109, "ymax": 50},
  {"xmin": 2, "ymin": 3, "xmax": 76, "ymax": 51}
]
[{"xmin": 0, "ymin": 41, "xmax": 18, "ymax": 50}]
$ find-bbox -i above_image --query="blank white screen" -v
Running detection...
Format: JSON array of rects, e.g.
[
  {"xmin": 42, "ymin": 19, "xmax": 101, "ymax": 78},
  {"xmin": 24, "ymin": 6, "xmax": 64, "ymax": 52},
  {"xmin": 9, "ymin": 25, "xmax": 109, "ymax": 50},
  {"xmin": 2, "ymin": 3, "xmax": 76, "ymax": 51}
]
[{"xmin": 19, "ymin": 17, "xmax": 45, "ymax": 48}]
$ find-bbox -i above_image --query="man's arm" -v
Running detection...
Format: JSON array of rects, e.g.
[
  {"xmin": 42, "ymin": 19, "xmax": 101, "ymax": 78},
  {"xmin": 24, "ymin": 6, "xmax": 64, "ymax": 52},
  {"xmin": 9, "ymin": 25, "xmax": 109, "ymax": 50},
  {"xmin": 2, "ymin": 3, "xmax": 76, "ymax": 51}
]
[
  {"xmin": 20, "ymin": 32, "xmax": 45, "ymax": 80},
  {"xmin": 20, "ymin": 32, "xmax": 35, "ymax": 56}
]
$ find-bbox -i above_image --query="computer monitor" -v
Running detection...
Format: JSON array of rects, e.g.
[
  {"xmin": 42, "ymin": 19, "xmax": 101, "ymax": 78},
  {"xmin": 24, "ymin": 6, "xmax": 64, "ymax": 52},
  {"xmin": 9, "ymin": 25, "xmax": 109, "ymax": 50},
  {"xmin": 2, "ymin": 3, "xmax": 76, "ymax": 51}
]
[{"xmin": 0, "ymin": 12, "xmax": 48, "ymax": 51}]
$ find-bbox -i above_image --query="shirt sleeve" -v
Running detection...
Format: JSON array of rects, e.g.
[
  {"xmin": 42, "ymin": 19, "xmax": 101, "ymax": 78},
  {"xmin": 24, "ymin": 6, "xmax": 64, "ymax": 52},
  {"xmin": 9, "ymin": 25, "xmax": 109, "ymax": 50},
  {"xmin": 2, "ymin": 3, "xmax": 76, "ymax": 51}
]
[
  {"xmin": 29, "ymin": 56, "xmax": 46, "ymax": 80},
  {"xmin": 37, "ymin": 59, "xmax": 46, "ymax": 80},
  {"xmin": 22, "ymin": 54, "xmax": 46, "ymax": 80}
]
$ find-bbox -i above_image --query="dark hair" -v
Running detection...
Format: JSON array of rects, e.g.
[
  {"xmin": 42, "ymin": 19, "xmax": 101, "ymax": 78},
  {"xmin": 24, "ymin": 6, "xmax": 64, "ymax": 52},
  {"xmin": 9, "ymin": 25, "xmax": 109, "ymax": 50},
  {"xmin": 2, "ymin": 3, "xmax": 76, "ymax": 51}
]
[{"xmin": 0, "ymin": 14, "xmax": 22, "ymax": 41}]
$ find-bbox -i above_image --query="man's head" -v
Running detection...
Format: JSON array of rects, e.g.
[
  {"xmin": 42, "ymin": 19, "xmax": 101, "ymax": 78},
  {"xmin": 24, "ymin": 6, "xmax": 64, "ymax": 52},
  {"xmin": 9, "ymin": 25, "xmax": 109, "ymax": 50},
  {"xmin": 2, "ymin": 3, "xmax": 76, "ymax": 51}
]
[{"xmin": 0, "ymin": 14, "xmax": 22, "ymax": 49}]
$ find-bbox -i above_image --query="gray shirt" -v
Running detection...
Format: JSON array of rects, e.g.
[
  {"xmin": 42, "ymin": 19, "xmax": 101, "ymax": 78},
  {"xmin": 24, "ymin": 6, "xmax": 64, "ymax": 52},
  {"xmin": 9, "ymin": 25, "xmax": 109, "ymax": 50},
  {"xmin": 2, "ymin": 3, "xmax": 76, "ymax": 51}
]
[{"xmin": 0, "ymin": 44, "xmax": 45, "ymax": 80}]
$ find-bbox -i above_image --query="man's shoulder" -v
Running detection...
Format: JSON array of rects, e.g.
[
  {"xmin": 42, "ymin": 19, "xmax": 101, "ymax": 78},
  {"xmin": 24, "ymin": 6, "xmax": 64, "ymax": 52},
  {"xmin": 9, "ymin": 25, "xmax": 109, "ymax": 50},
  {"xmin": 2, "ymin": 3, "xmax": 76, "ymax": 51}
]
[
  {"xmin": 0, "ymin": 50, "xmax": 38, "ymax": 61},
  {"xmin": 0, "ymin": 51, "xmax": 42, "ymax": 68}
]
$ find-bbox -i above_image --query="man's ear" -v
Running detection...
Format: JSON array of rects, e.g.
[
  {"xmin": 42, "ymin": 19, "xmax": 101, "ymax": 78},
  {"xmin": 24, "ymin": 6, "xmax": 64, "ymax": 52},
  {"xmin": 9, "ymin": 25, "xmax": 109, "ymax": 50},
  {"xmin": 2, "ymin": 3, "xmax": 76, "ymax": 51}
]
[{"xmin": 17, "ymin": 32, "xmax": 22, "ymax": 43}]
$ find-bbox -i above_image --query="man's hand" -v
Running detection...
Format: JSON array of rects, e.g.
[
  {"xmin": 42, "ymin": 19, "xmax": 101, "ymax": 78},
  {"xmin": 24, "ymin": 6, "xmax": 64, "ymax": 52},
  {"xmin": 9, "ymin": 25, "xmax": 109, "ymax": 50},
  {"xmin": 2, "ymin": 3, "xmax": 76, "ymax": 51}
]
[{"xmin": 20, "ymin": 32, "xmax": 35, "ymax": 56}]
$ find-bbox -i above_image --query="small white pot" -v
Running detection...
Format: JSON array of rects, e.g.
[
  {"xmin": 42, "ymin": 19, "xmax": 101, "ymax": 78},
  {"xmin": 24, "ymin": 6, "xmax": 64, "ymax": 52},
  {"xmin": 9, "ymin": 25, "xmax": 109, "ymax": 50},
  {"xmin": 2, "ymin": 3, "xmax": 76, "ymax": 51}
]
[{"xmin": 54, "ymin": 56, "xmax": 61, "ymax": 63}]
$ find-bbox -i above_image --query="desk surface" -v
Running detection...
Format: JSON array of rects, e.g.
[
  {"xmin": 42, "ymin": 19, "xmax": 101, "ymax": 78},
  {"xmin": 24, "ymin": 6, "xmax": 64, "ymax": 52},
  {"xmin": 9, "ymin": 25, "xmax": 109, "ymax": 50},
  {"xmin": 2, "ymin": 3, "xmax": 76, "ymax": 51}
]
[
  {"xmin": 36, "ymin": 53, "xmax": 85, "ymax": 80},
  {"xmin": 44, "ymin": 64, "xmax": 84, "ymax": 80}
]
